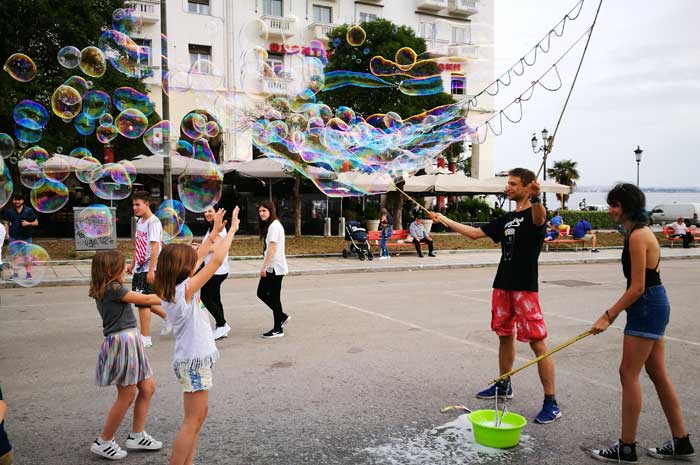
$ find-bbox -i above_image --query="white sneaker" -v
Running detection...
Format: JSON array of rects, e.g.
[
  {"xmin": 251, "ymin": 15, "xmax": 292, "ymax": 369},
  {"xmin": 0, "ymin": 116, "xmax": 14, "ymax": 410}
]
[
  {"xmin": 141, "ymin": 335, "xmax": 152, "ymax": 348},
  {"xmin": 213, "ymin": 324, "xmax": 230, "ymax": 340},
  {"xmin": 125, "ymin": 431, "xmax": 163, "ymax": 451},
  {"xmin": 91, "ymin": 438, "xmax": 128, "ymax": 460},
  {"xmin": 378, "ymin": 256, "xmax": 388, "ymax": 260},
  {"xmin": 160, "ymin": 319, "xmax": 173, "ymax": 336}
]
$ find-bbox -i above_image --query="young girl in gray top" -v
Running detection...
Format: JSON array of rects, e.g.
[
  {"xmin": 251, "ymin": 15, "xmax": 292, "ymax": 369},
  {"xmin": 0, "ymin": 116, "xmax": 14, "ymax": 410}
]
[{"xmin": 88, "ymin": 250, "xmax": 164, "ymax": 460}]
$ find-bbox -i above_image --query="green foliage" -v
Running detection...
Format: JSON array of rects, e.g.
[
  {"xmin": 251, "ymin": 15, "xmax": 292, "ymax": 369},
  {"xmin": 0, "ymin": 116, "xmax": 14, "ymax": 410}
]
[
  {"xmin": 322, "ymin": 19, "xmax": 457, "ymax": 119},
  {"xmin": 557, "ymin": 210, "xmax": 617, "ymax": 229},
  {"xmin": 547, "ymin": 159, "xmax": 580, "ymax": 209},
  {"xmin": 0, "ymin": 0, "xmax": 151, "ymax": 161}
]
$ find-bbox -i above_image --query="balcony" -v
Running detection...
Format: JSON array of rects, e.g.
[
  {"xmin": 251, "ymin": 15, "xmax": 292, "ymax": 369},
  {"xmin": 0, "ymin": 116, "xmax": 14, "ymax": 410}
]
[
  {"xmin": 308, "ymin": 22, "xmax": 338, "ymax": 42},
  {"xmin": 127, "ymin": 0, "xmax": 159, "ymax": 24},
  {"xmin": 416, "ymin": 0, "xmax": 448, "ymax": 11},
  {"xmin": 423, "ymin": 38, "xmax": 449, "ymax": 54},
  {"xmin": 262, "ymin": 15, "xmax": 296, "ymax": 38},
  {"xmin": 263, "ymin": 77, "xmax": 290, "ymax": 96},
  {"xmin": 448, "ymin": 0, "xmax": 479, "ymax": 16},
  {"xmin": 448, "ymin": 43, "xmax": 479, "ymax": 59}
]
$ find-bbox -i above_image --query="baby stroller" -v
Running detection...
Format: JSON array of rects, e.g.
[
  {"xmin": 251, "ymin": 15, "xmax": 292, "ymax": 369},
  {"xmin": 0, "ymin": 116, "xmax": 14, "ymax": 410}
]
[{"xmin": 343, "ymin": 220, "xmax": 373, "ymax": 261}]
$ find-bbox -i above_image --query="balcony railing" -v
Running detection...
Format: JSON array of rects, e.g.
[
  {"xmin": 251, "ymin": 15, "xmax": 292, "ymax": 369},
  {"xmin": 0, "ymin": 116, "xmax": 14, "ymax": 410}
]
[
  {"xmin": 262, "ymin": 15, "xmax": 295, "ymax": 37},
  {"xmin": 308, "ymin": 22, "xmax": 338, "ymax": 41},
  {"xmin": 448, "ymin": 0, "xmax": 478, "ymax": 16},
  {"xmin": 423, "ymin": 38, "xmax": 450, "ymax": 53},
  {"xmin": 127, "ymin": 0, "xmax": 159, "ymax": 23},
  {"xmin": 263, "ymin": 77, "xmax": 290, "ymax": 96},
  {"xmin": 416, "ymin": 0, "xmax": 448, "ymax": 11}
]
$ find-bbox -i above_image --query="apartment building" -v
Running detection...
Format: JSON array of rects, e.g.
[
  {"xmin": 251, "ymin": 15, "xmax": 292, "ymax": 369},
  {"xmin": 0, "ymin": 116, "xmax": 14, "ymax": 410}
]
[{"xmin": 127, "ymin": 0, "xmax": 495, "ymax": 178}]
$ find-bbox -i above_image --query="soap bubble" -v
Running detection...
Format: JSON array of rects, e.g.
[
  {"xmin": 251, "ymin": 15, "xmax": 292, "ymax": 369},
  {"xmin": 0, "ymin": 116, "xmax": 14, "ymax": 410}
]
[
  {"xmin": 13, "ymin": 100, "xmax": 50, "ymax": 131},
  {"xmin": 42, "ymin": 156, "xmax": 72, "ymax": 182},
  {"xmin": 118, "ymin": 159, "xmax": 137, "ymax": 183},
  {"xmin": 7, "ymin": 241, "xmax": 50, "ymax": 288},
  {"xmin": 96, "ymin": 124, "xmax": 119, "ymax": 144},
  {"xmin": 64, "ymin": 75, "xmax": 91, "ymax": 99},
  {"xmin": 113, "ymin": 87, "xmax": 154, "ymax": 116},
  {"xmin": 156, "ymin": 199, "xmax": 186, "ymax": 241},
  {"xmin": 143, "ymin": 120, "xmax": 175, "ymax": 154},
  {"xmin": 30, "ymin": 178, "xmax": 70, "ymax": 213},
  {"xmin": 3, "ymin": 53, "xmax": 36, "ymax": 82},
  {"xmin": 115, "ymin": 108, "xmax": 148, "ymax": 139},
  {"xmin": 99, "ymin": 29, "xmax": 142, "ymax": 77},
  {"xmin": 22, "ymin": 146, "xmax": 50, "ymax": 165},
  {"xmin": 205, "ymin": 120, "xmax": 220, "ymax": 138},
  {"xmin": 193, "ymin": 138, "xmax": 216, "ymax": 163},
  {"xmin": 79, "ymin": 46, "xmax": 107, "ymax": 78},
  {"xmin": 177, "ymin": 163, "xmax": 223, "ymax": 213},
  {"xmin": 51, "ymin": 85, "xmax": 83, "ymax": 120},
  {"xmin": 75, "ymin": 156, "xmax": 102, "ymax": 183},
  {"xmin": 83, "ymin": 90, "xmax": 111, "ymax": 119},
  {"xmin": 166, "ymin": 223, "xmax": 193, "ymax": 245},
  {"xmin": 99, "ymin": 113, "xmax": 114, "ymax": 126},
  {"xmin": 76, "ymin": 204, "xmax": 113, "ymax": 238},
  {"xmin": 112, "ymin": 8, "xmax": 142, "ymax": 35},
  {"xmin": 176, "ymin": 139, "xmax": 193, "ymax": 157},
  {"xmin": 74, "ymin": 112, "xmax": 96, "ymax": 135},
  {"xmin": 18, "ymin": 158, "xmax": 43, "ymax": 189},
  {"xmin": 347, "ymin": 26, "xmax": 366, "ymax": 46},
  {"xmin": 0, "ymin": 163, "xmax": 12, "ymax": 208},
  {"xmin": 0, "ymin": 133, "xmax": 16, "ymax": 159},
  {"xmin": 58, "ymin": 46, "xmax": 81, "ymax": 68},
  {"xmin": 89, "ymin": 163, "xmax": 132, "ymax": 200},
  {"xmin": 181, "ymin": 112, "xmax": 207, "ymax": 139},
  {"xmin": 13, "ymin": 125, "xmax": 42, "ymax": 146},
  {"xmin": 69, "ymin": 147, "xmax": 93, "ymax": 159}
]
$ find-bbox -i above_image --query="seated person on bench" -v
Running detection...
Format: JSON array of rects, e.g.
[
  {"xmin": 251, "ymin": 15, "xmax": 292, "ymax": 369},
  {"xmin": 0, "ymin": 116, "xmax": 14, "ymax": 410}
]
[
  {"xmin": 544, "ymin": 226, "xmax": 560, "ymax": 242},
  {"xmin": 408, "ymin": 215, "xmax": 436, "ymax": 257},
  {"xmin": 670, "ymin": 217, "xmax": 694, "ymax": 248},
  {"xmin": 572, "ymin": 218, "xmax": 599, "ymax": 252}
]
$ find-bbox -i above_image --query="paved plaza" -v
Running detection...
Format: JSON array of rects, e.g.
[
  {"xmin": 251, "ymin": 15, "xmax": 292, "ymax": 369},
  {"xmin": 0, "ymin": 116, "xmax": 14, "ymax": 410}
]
[{"xmin": 1, "ymin": 260, "xmax": 699, "ymax": 464}]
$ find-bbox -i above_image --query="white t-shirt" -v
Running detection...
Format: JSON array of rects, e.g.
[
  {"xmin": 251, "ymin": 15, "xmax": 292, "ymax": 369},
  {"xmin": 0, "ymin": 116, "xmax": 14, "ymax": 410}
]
[
  {"xmin": 204, "ymin": 228, "xmax": 230, "ymax": 275},
  {"xmin": 160, "ymin": 278, "xmax": 219, "ymax": 369},
  {"xmin": 0, "ymin": 222, "xmax": 5, "ymax": 263},
  {"xmin": 671, "ymin": 222, "xmax": 688, "ymax": 235},
  {"xmin": 264, "ymin": 220, "xmax": 288, "ymax": 275},
  {"xmin": 134, "ymin": 215, "xmax": 163, "ymax": 273}
]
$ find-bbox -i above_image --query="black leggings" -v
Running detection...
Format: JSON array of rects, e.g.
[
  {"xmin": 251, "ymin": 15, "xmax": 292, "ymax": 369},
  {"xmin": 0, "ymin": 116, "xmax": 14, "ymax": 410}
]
[
  {"xmin": 257, "ymin": 271, "xmax": 286, "ymax": 330},
  {"xmin": 201, "ymin": 273, "xmax": 228, "ymax": 328}
]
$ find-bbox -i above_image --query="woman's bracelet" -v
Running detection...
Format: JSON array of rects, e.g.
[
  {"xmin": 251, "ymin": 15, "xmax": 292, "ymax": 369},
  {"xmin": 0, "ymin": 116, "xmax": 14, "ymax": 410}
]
[{"xmin": 605, "ymin": 310, "xmax": 615, "ymax": 323}]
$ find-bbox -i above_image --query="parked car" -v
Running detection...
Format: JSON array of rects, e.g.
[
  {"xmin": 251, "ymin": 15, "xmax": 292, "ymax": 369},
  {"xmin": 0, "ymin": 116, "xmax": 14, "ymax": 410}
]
[
  {"xmin": 650, "ymin": 203, "xmax": 700, "ymax": 226},
  {"xmin": 585, "ymin": 205, "xmax": 609, "ymax": 212}
]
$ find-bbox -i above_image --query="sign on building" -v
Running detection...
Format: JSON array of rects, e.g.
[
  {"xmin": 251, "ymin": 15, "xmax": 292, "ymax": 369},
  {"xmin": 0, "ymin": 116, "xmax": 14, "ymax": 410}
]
[{"xmin": 73, "ymin": 207, "xmax": 117, "ymax": 251}]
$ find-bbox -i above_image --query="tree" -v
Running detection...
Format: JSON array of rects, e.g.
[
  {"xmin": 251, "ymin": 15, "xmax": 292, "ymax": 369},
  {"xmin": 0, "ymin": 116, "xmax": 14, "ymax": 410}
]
[
  {"xmin": 323, "ymin": 19, "xmax": 462, "ymax": 228},
  {"xmin": 0, "ymin": 0, "xmax": 151, "ymax": 174},
  {"xmin": 547, "ymin": 159, "xmax": 580, "ymax": 209}
]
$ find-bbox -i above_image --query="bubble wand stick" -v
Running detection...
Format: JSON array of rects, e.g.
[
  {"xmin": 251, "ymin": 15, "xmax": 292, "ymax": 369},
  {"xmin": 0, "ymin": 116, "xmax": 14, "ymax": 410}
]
[{"xmin": 394, "ymin": 185, "xmax": 449, "ymax": 226}]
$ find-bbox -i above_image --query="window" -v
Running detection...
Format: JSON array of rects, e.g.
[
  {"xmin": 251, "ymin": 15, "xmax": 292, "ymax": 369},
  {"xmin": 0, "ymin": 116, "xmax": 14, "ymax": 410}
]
[
  {"xmin": 313, "ymin": 5, "xmax": 332, "ymax": 23},
  {"xmin": 133, "ymin": 38, "xmax": 153, "ymax": 78},
  {"xmin": 266, "ymin": 53, "xmax": 284, "ymax": 77},
  {"xmin": 189, "ymin": 44, "xmax": 212, "ymax": 74},
  {"xmin": 187, "ymin": 0, "xmax": 210, "ymax": 15},
  {"xmin": 263, "ymin": 0, "xmax": 283, "ymax": 16},
  {"xmin": 451, "ymin": 75, "xmax": 466, "ymax": 95},
  {"xmin": 451, "ymin": 26, "xmax": 469, "ymax": 44},
  {"xmin": 359, "ymin": 12, "xmax": 378, "ymax": 23},
  {"xmin": 419, "ymin": 22, "xmax": 436, "ymax": 39}
]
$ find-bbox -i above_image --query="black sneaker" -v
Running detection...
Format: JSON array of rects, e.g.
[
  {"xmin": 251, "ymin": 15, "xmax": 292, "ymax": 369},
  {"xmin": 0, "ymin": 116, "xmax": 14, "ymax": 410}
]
[
  {"xmin": 281, "ymin": 314, "xmax": 291, "ymax": 327},
  {"xmin": 261, "ymin": 329, "xmax": 284, "ymax": 338},
  {"xmin": 428, "ymin": 252, "xmax": 437, "ymax": 257},
  {"xmin": 475, "ymin": 379, "xmax": 513, "ymax": 400},
  {"xmin": 417, "ymin": 253, "xmax": 424, "ymax": 258},
  {"xmin": 590, "ymin": 440, "xmax": 638, "ymax": 463},
  {"xmin": 647, "ymin": 435, "xmax": 695, "ymax": 460}
]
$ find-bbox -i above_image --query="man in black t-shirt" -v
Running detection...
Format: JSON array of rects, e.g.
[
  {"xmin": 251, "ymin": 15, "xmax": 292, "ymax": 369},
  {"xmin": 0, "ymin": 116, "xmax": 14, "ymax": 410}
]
[
  {"xmin": 432, "ymin": 168, "xmax": 561, "ymax": 425},
  {"xmin": 3, "ymin": 194, "xmax": 38, "ymax": 243}
]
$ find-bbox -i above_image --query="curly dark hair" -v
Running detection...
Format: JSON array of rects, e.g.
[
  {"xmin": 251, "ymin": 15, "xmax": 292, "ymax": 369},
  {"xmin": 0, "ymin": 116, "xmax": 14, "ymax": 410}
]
[{"xmin": 606, "ymin": 183, "xmax": 648, "ymax": 223}]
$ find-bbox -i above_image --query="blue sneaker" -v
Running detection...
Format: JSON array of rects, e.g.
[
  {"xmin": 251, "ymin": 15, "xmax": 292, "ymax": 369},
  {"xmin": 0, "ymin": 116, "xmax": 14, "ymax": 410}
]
[
  {"xmin": 534, "ymin": 399, "xmax": 561, "ymax": 424},
  {"xmin": 475, "ymin": 380, "xmax": 513, "ymax": 400}
]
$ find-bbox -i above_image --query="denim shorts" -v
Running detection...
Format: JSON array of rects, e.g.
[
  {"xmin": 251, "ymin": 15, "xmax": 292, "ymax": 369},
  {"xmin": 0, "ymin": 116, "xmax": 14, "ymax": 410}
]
[{"xmin": 624, "ymin": 285, "xmax": 670, "ymax": 340}]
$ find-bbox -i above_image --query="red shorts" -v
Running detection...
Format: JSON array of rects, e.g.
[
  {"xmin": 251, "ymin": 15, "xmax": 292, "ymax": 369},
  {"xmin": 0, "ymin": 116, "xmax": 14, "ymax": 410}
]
[{"xmin": 491, "ymin": 289, "xmax": 548, "ymax": 343}]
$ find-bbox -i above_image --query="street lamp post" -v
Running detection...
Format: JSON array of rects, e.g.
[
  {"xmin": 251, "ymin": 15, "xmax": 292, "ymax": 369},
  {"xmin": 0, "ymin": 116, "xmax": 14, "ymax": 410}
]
[
  {"xmin": 634, "ymin": 145, "xmax": 643, "ymax": 187},
  {"xmin": 531, "ymin": 128, "xmax": 553, "ymax": 209}
]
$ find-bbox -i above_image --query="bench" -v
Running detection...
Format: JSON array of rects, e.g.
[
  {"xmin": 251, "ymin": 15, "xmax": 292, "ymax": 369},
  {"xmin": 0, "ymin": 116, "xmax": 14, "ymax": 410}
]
[
  {"xmin": 543, "ymin": 225, "xmax": 586, "ymax": 252},
  {"xmin": 367, "ymin": 229, "xmax": 429, "ymax": 255},
  {"xmin": 662, "ymin": 225, "xmax": 699, "ymax": 247}
]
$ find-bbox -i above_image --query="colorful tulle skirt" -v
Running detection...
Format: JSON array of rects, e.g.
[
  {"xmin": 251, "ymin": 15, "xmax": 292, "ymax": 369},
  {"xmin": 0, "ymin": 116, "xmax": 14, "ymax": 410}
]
[{"xmin": 95, "ymin": 328, "xmax": 152, "ymax": 387}]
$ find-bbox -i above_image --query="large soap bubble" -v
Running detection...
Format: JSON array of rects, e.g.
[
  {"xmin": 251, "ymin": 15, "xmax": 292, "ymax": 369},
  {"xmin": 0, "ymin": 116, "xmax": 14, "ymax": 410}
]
[
  {"xmin": 143, "ymin": 120, "xmax": 175, "ymax": 154},
  {"xmin": 13, "ymin": 100, "xmax": 49, "ymax": 131},
  {"xmin": 74, "ymin": 112, "xmax": 96, "ymax": 135},
  {"xmin": 3, "ymin": 53, "xmax": 37, "ymax": 82},
  {"xmin": 79, "ymin": 46, "xmax": 107, "ymax": 78},
  {"xmin": 346, "ymin": 26, "xmax": 366, "ymax": 46},
  {"xmin": 0, "ymin": 163, "xmax": 12, "ymax": 208},
  {"xmin": 0, "ymin": 133, "xmax": 16, "ymax": 159},
  {"xmin": 96, "ymin": 124, "xmax": 119, "ymax": 143},
  {"xmin": 156, "ymin": 199, "xmax": 186, "ymax": 241},
  {"xmin": 113, "ymin": 87, "xmax": 154, "ymax": 116},
  {"xmin": 7, "ymin": 241, "xmax": 50, "ymax": 288},
  {"xmin": 89, "ymin": 163, "xmax": 133, "ymax": 200},
  {"xmin": 83, "ymin": 90, "xmax": 111, "ymax": 119},
  {"xmin": 115, "ymin": 108, "xmax": 148, "ymax": 139},
  {"xmin": 51, "ymin": 85, "xmax": 83, "ymax": 120},
  {"xmin": 177, "ymin": 163, "xmax": 223, "ymax": 213},
  {"xmin": 30, "ymin": 178, "xmax": 70, "ymax": 213},
  {"xmin": 99, "ymin": 29, "xmax": 142, "ymax": 77},
  {"xmin": 76, "ymin": 204, "xmax": 113, "ymax": 238},
  {"xmin": 42, "ymin": 156, "xmax": 72, "ymax": 182},
  {"xmin": 58, "ymin": 46, "xmax": 81, "ymax": 69}
]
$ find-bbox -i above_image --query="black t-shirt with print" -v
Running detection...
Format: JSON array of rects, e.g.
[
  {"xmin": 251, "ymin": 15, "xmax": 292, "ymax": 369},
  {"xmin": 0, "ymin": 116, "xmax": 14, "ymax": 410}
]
[{"xmin": 481, "ymin": 207, "xmax": 545, "ymax": 291}]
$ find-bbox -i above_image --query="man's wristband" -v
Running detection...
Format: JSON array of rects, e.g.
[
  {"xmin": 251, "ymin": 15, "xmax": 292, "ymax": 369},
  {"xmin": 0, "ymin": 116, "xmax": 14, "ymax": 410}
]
[{"xmin": 530, "ymin": 196, "xmax": 541, "ymax": 205}]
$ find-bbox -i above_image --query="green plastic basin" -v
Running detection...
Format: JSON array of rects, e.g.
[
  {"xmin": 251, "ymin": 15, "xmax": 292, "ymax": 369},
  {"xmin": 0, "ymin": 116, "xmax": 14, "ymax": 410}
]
[{"xmin": 467, "ymin": 409, "xmax": 527, "ymax": 449}]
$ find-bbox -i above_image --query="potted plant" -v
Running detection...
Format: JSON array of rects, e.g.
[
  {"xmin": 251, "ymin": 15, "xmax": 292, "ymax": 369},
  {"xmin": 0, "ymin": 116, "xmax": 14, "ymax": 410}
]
[{"xmin": 363, "ymin": 204, "xmax": 380, "ymax": 231}]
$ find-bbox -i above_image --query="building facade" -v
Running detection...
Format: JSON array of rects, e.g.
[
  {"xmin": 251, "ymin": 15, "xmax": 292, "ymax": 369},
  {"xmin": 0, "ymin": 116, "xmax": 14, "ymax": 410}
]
[{"xmin": 127, "ymin": 0, "xmax": 495, "ymax": 178}]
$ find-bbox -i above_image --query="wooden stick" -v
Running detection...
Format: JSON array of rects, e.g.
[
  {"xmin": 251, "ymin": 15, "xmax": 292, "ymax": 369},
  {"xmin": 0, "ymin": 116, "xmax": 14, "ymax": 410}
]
[
  {"xmin": 394, "ymin": 185, "xmax": 449, "ymax": 226},
  {"xmin": 488, "ymin": 330, "xmax": 593, "ymax": 385}
]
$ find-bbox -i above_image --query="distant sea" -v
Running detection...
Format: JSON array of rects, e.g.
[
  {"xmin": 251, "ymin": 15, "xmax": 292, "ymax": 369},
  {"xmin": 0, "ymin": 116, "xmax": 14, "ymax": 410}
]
[{"xmin": 555, "ymin": 191, "xmax": 700, "ymax": 211}]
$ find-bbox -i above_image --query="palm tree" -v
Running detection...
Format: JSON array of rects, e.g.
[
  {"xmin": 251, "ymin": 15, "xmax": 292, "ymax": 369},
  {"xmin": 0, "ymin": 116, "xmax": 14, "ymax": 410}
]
[{"xmin": 547, "ymin": 159, "xmax": 580, "ymax": 209}]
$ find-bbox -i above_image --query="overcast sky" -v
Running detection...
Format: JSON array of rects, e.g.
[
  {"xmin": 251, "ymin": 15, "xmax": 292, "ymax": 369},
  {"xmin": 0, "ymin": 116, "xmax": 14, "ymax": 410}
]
[{"xmin": 491, "ymin": 0, "xmax": 700, "ymax": 187}]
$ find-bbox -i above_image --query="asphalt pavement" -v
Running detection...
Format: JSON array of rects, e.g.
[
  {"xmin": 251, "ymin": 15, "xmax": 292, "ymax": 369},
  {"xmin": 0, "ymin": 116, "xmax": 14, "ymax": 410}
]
[{"xmin": 1, "ymin": 259, "xmax": 699, "ymax": 465}]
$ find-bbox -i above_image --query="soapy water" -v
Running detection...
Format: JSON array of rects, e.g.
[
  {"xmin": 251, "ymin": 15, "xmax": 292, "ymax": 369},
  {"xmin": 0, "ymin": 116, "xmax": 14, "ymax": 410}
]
[{"xmin": 359, "ymin": 414, "xmax": 533, "ymax": 465}]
